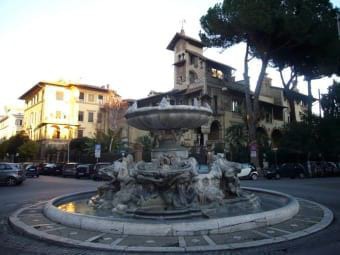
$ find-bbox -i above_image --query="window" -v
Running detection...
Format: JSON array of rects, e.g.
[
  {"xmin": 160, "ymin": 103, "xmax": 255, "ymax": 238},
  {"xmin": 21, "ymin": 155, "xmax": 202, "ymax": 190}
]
[
  {"xmin": 79, "ymin": 92, "xmax": 84, "ymax": 101},
  {"xmin": 78, "ymin": 111, "xmax": 84, "ymax": 121},
  {"xmin": 97, "ymin": 112, "xmax": 102, "ymax": 123},
  {"xmin": 56, "ymin": 91, "xmax": 64, "ymax": 101},
  {"xmin": 52, "ymin": 126, "xmax": 60, "ymax": 139},
  {"xmin": 98, "ymin": 95, "xmax": 104, "ymax": 104},
  {"xmin": 190, "ymin": 54, "xmax": 198, "ymax": 67},
  {"xmin": 88, "ymin": 94, "xmax": 95, "ymax": 102},
  {"xmin": 189, "ymin": 71, "xmax": 198, "ymax": 83},
  {"xmin": 211, "ymin": 68, "xmax": 224, "ymax": 79},
  {"xmin": 77, "ymin": 129, "xmax": 83, "ymax": 138},
  {"xmin": 15, "ymin": 119, "xmax": 22, "ymax": 126},
  {"xmin": 232, "ymin": 100, "xmax": 240, "ymax": 113},
  {"xmin": 88, "ymin": 112, "xmax": 94, "ymax": 122},
  {"xmin": 56, "ymin": 111, "xmax": 62, "ymax": 119},
  {"xmin": 214, "ymin": 95, "xmax": 218, "ymax": 113}
]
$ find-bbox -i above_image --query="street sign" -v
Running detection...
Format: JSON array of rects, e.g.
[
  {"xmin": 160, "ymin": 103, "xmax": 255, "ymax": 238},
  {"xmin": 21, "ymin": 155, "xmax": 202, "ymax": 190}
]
[{"xmin": 95, "ymin": 144, "xmax": 101, "ymax": 158}]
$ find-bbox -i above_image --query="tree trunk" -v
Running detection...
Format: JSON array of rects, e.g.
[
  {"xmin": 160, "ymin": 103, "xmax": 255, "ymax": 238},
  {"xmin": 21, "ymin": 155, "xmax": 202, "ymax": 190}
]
[
  {"xmin": 285, "ymin": 89, "xmax": 297, "ymax": 123},
  {"xmin": 307, "ymin": 78, "xmax": 313, "ymax": 120}
]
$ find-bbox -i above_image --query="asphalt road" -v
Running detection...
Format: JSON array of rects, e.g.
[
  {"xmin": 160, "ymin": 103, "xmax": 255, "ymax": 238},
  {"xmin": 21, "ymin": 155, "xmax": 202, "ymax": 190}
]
[{"xmin": 0, "ymin": 175, "xmax": 339, "ymax": 255}]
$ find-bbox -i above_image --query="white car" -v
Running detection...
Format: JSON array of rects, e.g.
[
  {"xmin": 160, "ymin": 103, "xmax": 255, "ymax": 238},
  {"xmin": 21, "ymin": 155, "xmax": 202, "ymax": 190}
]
[{"xmin": 238, "ymin": 163, "xmax": 258, "ymax": 180}]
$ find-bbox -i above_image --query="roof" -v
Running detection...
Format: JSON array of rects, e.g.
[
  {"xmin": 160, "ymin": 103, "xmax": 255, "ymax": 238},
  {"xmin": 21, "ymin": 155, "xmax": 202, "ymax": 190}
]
[
  {"xmin": 19, "ymin": 82, "xmax": 119, "ymax": 100},
  {"xmin": 167, "ymin": 32, "xmax": 204, "ymax": 51},
  {"xmin": 185, "ymin": 49, "xmax": 235, "ymax": 71},
  {"xmin": 269, "ymin": 85, "xmax": 317, "ymax": 102}
]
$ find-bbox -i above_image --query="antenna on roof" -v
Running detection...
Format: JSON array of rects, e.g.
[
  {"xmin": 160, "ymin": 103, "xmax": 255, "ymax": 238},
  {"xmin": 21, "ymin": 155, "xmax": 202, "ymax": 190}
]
[{"xmin": 180, "ymin": 19, "xmax": 186, "ymax": 34}]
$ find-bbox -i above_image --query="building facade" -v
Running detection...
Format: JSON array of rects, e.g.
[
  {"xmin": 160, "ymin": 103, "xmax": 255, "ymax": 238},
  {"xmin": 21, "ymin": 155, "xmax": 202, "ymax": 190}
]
[
  {"xmin": 0, "ymin": 105, "xmax": 24, "ymax": 142},
  {"xmin": 19, "ymin": 81, "xmax": 122, "ymax": 160},
  {"xmin": 135, "ymin": 30, "xmax": 310, "ymax": 159}
]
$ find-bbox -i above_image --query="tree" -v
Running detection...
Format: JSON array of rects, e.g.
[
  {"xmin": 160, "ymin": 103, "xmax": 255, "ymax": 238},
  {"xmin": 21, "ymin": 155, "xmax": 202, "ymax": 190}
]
[
  {"xmin": 321, "ymin": 81, "xmax": 340, "ymax": 118},
  {"xmin": 18, "ymin": 141, "xmax": 39, "ymax": 161},
  {"xmin": 6, "ymin": 131, "xmax": 29, "ymax": 156},
  {"xmin": 225, "ymin": 124, "xmax": 248, "ymax": 161},
  {"xmin": 200, "ymin": 0, "xmax": 303, "ymax": 169},
  {"xmin": 272, "ymin": 0, "xmax": 340, "ymax": 121}
]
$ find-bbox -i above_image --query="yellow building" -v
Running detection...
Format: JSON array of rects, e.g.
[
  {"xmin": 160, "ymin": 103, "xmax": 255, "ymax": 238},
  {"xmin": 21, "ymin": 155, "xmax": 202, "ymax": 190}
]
[{"xmin": 19, "ymin": 81, "xmax": 121, "ymax": 160}]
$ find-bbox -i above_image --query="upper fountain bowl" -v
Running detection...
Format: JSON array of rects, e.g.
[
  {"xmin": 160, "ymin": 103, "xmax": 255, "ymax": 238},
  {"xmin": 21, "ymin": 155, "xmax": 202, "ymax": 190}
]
[{"xmin": 125, "ymin": 98, "xmax": 213, "ymax": 131}]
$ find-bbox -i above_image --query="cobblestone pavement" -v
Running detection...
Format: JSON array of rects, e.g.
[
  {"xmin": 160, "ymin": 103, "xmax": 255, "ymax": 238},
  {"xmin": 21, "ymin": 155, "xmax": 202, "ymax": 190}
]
[
  {"xmin": 7, "ymin": 197, "xmax": 333, "ymax": 254},
  {"xmin": 1, "ymin": 176, "xmax": 340, "ymax": 255}
]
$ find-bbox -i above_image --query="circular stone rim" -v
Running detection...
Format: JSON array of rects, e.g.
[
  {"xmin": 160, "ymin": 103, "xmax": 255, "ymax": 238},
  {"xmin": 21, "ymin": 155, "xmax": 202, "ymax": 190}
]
[
  {"xmin": 125, "ymin": 106, "xmax": 213, "ymax": 131},
  {"xmin": 43, "ymin": 187, "xmax": 300, "ymax": 236}
]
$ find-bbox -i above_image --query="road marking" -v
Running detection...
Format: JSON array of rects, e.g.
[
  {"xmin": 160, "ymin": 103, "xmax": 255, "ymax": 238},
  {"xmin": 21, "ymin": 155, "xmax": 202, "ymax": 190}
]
[
  {"xmin": 269, "ymin": 227, "xmax": 292, "ymax": 234},
  {"xmin": 251, "ymin": 229, "xmax": 272, "ymax": 239},
  {"xmin": 86, "ymin": 233, "xmax": 106, "ymax": 242},
  {"xmin": 111, "ymin": 237, "xmax": 124, "ymax": 246},
  {"xmin": 202, "ymin": 235, "xmax": 216, "ymax": 246}
]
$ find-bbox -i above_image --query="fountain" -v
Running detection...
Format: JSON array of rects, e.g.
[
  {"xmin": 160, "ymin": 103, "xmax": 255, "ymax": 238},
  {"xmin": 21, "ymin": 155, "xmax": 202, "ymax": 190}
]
[
  {"xmin": 86, "ymin": 98, "xmax": 260, "ymax": 218},
  {"xmin": 9, "ymin": 97, "xmax": 333, "ymax": 253}
]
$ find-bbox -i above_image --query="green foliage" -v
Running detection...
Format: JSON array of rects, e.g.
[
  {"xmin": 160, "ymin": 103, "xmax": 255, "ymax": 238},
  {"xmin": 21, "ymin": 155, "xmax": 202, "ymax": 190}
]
[
  {"xmin": 94, "ymin": 129, "xmax": 122, "ymax": 153},
  {"xmin": 6, "ymin": 131, "xmax": 29, "ymax": 155},
  {"xmin": 224, "ymin": 124, "xmax": 249, "ymax": 162},
  {"xmin": 18, "ymin": 141, "xmax": 39, "ymax": 160},
  {"xmin": 0, "ymin": 140, "xmax": 9, "ymax": 159},
  {"xmin": 321, "ymin": 81, "xmax": 340, "ymax": 118}
]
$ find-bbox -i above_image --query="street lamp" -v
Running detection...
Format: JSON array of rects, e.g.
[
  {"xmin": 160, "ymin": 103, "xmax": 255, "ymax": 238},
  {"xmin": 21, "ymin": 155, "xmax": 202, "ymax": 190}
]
[
  {"xmin": 337, "ymin": 13, "xmax": 340, "ymax": 40},
  {"xmin": 272, "ymin": 147, "xmax": 278, "ymax": 167}
]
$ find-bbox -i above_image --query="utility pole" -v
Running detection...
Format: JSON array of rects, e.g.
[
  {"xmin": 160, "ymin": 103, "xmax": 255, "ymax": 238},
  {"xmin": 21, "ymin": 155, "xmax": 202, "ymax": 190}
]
[{"xmin": 337, "ymin": 13, "xmax": 340, "ymax": 40}]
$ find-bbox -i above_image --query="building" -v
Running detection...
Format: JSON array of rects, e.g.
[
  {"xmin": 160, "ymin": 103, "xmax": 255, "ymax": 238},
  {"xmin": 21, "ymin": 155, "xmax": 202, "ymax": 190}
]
[
  {"xmin": 19, "ymin": 81, "xmax": 122, "ymax": 160},
  {"xmin": 0, "ymin": 105, "xmax": 24, "ymax": 142},
  {"xmin": 135, "ymin": 30, "xmax": 311, "ymax": 160}
]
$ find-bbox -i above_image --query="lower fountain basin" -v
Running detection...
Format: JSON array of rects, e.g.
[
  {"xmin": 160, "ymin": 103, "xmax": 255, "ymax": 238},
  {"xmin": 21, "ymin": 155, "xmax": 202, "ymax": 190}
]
[{"xmin": 43, "ymin": 187, "xmax": 299, "ymax": 236}]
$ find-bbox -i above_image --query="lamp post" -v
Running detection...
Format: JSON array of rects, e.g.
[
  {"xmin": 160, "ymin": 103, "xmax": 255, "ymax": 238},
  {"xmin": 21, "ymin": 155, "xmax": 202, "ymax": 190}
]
[
  {"xmin": 273, "ymin": 147, "xmax": 278, "ymax": 167},
  {"xmin": 337, "ymin": 13, "xmax": 340, "ymax": 40},
  {"xmin": 67, "ymin": 140, "xmax": 70, "ymax": 163}
]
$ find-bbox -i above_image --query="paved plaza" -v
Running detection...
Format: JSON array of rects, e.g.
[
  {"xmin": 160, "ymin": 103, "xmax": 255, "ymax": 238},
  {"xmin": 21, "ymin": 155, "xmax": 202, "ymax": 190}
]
[{"xmin": 1, "ymin": 176, "xmax": 340, "ymax": 254}]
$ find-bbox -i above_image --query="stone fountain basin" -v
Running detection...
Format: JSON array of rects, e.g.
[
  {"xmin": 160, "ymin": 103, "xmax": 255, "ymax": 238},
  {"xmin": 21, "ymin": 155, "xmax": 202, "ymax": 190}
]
[
  {"xmin": 43, "ymin": 187, "xmax": 299, "ymax": 236},
  {"xmin": 125, "ymin": 105, "xmax": 212, "ymax": 130}
]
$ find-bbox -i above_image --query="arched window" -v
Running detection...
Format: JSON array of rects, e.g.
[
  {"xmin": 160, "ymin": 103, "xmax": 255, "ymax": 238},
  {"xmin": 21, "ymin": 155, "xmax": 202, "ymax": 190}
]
[
  {"xmin": 189, "ymin": 70, "xmax": 198, "ymax": 83},
  {"xmin": 209, "ymin": 120, "xmax": 221, "ymax": 140},
  {"xmin": 52, "ymin": 126, "xmax": 60, "ymax": 139}
]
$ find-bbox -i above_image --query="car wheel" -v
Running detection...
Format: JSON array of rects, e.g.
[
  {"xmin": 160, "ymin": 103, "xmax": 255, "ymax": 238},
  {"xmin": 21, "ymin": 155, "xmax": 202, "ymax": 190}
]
[
  {"xmin": 36, "ymin": 174, "xmax": 39, "ymax": 178},
  {"xmin": 7, "ymin": 177, "xmax": 17, "ymax": 186},
  {"xmin": 275, "ymin": 173, "xmax": 281, "ymax": 180},
  {"xmin": 62, "ymin": 175, "xmax": 66, "ymax": 178},
  {"xmin": 299, "ymin": 172, "xmax": 305, "ymax": 179},
  {"xmin": 76, "ymin": 174, "xmax": 80, "ymax": 179},
  {"xmin": 251, "ymin": 173, "xmax": 258, "ymax": 180}
]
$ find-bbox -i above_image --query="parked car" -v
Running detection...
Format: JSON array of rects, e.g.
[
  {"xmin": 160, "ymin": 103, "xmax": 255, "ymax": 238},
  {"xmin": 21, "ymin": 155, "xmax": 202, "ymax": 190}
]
[
  {"xmin": 92, "ymin": 162, "xmax": 112, "ymax": 180},
  {"xmin": 0, "ymin": 162, "xmax": 26, "ymax": 185},
  {"xmin": 75, "ymin": 164, "xmax": 94, "ymax": 178},
  {"xmin": 42, "ymin": 163, "xmax": 57, "ymax": 175},
  {"xmin": 62, "ymin": 163, "xmax": 79, "ymax": 177},
  {"xmin": 25, "ymin": 164, "xmax": 39, "ymax": 178},
  {"xmin": 265, "ymin": 163, "xmax": 307, "ymax": 179},
  {"xmin": 238, "ymin": 163, "xmax": 258, "ymax": 180}
]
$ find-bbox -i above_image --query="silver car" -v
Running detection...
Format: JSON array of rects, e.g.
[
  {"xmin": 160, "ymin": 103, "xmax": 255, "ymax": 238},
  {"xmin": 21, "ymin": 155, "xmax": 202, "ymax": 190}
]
[{"xmin": 0, "ymin": 162, "xmax": 26, "ymax": 186}]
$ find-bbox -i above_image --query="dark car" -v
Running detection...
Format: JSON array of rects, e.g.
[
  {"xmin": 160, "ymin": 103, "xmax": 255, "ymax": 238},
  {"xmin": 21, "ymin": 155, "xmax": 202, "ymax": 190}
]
[
  {"xmin": 42, "ymin": 163, "xmax": 64, "ymax": 176},
  {"xmin": 92, "ymin": 162, "xmax": 112, "ymax": 180},
  {"xmin": 0, "ymin": 162, "xmax": 26, "ymax": 186},
  {"xmin": 25, "ymin": 164, "xmax": 39, "ymax": 178},
  {"xmin": 62, "ymin": 163, "xmax": 78, "ymax": 177},
  {"xmin": 75, "ymin": 164, "xmax": 94, "ymax": 178},
  {"xmin": 42, "ymin": 163, "xmax": 57, "ymax": 175},
  {"xmin": 265, "ymin": 163, "xmax": 307, "ymax": 179}
]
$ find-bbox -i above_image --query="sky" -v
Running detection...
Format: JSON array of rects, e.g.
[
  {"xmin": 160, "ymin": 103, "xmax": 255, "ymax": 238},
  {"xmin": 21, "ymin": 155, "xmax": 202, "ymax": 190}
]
[{"xmin": 0, "ymin": 0, "xmax": 339, "ymax": 115}]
